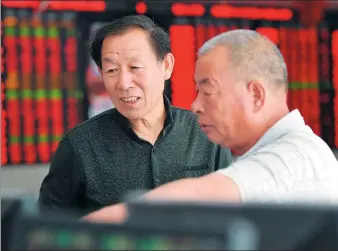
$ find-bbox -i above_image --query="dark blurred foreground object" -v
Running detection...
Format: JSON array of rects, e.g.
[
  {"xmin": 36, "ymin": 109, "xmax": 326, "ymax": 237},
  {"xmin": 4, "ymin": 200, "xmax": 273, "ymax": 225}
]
[
  {"xmin": 1, "ymin": 189, "xmax": 34, "ymax": 251},
  {"xmin": 1, "ymin": 190, "xmax": 80, "ymax": 251},
  {"xmin": 126, "ymin": 199, "xmax": 338, "ymax": 250},
  {"xmin": 7, "ymin": 198, "xmax": 257, "ymax": 250},
  {"xmin": 2, "ymin": 197, "xmax": 22, "ymax": 251},
  {"xmin": 3, "ymin": 194, "xmax": 338, "ymax": 250}
]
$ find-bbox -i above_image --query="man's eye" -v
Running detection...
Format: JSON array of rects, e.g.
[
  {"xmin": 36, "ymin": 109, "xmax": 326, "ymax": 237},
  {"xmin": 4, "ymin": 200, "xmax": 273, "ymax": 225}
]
[
  {"xmin": 131, "ymin": 66, "xmax": 140, "ymax": 70},
  {"xmin": 106, "ymin": 69, "xmax": 117, "ymax": 73}
]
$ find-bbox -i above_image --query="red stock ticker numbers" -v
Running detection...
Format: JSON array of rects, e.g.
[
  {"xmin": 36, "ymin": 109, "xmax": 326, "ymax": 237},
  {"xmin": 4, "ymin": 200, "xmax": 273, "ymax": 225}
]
[
  {"xmin": 319, "ymin": 26, "xmax": 335, "ymax": 146},
  {"xmin": 1, "ymin": 21, "xmax": 8, "ymax": 165},
  {"xmin": 21, "ymin": 15, "xmax": 37, "ymax": 164},
  {"xmin": 4, "ymin": 15, "xmax": 22, "ymax": 164},
  {"xmin": 32, "ymin": 17, "xmax": 52, "ymax": 163},
  {"xmin": 63, "ymin": 17, "xmax": 81, "ymax": 136},
  {"xmin": 332, "ymin": 30, "xmax": 338, "ymax": 147},
  {"xmin": 2, "ymin": 9, "xmax": 83, "ymax": 165}
]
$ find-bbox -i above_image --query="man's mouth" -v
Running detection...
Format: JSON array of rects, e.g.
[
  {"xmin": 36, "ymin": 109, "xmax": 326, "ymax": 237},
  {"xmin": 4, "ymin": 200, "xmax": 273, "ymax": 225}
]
[
  {"xmin": 120, "ymin": 97, "xmax": 141, "ymax": 104},
  {"xmin": 200, "ymin": 124, "xmax": 210, "ymax": 129}
]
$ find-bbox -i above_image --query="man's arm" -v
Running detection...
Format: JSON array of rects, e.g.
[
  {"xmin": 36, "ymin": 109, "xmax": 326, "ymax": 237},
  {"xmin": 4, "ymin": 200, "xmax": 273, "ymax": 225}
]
[
  {"xmin": 83, "ymin": 172, "xmax": 241, "ymax": 222},
  {"xmin": 143, "ymin": 173, "xmax": 240, "ymax": 202},
  {"xmin": 38, "ymin": 136, "xmax": 85, "ymax": 211}
]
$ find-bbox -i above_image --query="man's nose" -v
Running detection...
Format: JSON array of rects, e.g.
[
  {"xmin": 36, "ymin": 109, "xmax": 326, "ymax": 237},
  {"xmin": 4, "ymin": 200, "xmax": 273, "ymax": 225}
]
[
  {"xmin": 117, "ymin": 71, "xmax": 133, "ymax": 91},
  {"xmin": 191, "ymin": 98, "xmax": 203, "ymax": 114}
]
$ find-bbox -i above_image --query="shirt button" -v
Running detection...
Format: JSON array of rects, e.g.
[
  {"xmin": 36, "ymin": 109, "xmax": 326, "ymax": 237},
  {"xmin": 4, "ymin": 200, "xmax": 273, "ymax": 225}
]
[
  {"xmin": 155, "ymin": 178, "xmax": 160, "ymax": 183},
  {"xmin": 152, "ymin": 148, "xmax": 156, "ymax": 154}
]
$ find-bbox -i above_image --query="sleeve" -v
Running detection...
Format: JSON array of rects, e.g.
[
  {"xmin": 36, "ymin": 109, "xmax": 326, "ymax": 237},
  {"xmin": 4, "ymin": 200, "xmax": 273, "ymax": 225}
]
[
  {"xmin": 38, "ymin": 135, "xmax": 85, "ymax": 210},
  {"xmin": 213, "ymin": 146, "xmax": 232, "ymax": 171},
  {"xmin": 216, "ymin": 148, "xmax": 304, "ymax": 203}
]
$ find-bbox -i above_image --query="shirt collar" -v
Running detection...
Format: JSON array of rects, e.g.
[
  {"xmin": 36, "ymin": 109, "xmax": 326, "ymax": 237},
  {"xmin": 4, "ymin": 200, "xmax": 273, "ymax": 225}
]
[
  {"xmin": 163, "ymin": 95, "xmax": 174, "ymax": 127},
  {"xmin": 116, "ymin": 95, "xmax": 173, "ymax": 131},
  {"xmin": 240, "ymin": 109, "xmax": 305, "ymax": 158}
]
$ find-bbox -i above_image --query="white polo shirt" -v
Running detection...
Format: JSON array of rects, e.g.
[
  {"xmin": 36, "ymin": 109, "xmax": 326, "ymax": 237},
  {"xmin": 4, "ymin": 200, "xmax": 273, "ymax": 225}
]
[{"xmin": 217, "ymin": 109, "xmax": 338, "ymax": 204}]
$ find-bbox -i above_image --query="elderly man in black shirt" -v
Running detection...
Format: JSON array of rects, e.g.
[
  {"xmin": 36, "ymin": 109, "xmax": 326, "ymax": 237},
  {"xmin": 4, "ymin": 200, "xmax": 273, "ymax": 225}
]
[{"xmin": 38, "ymin": 15, "xmax": 232, "ymax": 216}]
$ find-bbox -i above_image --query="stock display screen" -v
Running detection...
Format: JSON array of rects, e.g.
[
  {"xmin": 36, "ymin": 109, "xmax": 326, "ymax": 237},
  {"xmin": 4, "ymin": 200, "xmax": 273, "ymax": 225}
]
[
  {"xmin": 12, "ymin": 217, "xmax": 225, "ymax": 250},
  {"xmin": 23, "ymin": 228, "xmax": 224, "ymax": 250},
  {"xmin": 2, "ymin": 9, "xmax": 83, "ymax": 165}
]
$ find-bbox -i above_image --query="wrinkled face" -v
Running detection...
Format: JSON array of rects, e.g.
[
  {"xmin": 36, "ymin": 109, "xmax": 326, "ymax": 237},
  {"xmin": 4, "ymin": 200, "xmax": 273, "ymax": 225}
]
[
  {"xmin": 100, "ymin": 28, "xmax": 173, "ymax": 120},
  {"xmin": 191, "ymin": 46, "xmax": 254, "ymax": 150}
]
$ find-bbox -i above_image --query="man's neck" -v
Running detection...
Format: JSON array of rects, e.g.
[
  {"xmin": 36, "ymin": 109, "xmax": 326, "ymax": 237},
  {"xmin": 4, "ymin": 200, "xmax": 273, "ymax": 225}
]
[
  {"xmin": 233, "ymin": 104, "xmax": 289, "ymax": 156},
  {"xmin": 130, "ymin": 98, "xmax": 166, "ymax": 144}
]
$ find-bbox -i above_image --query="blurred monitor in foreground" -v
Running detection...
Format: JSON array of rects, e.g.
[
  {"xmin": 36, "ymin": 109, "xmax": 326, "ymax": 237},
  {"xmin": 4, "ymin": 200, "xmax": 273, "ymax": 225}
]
[
  {"xmin": 2, "ymin": 197, "xmax": 23, "ymax": 251},
  {"xmin": 125, "ymin": 199, "xmax": 338, "ymax": 250},
  {"xmin": 7, "ymin": 197, "xmax": 258, "ymax": 250}
]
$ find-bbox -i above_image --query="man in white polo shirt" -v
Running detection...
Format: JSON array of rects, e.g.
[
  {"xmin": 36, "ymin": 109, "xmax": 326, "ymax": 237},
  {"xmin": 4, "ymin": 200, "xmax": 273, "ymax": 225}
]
[{"xmin": 84, "ymin": 29, "xmax": 338, "ymax": 222}]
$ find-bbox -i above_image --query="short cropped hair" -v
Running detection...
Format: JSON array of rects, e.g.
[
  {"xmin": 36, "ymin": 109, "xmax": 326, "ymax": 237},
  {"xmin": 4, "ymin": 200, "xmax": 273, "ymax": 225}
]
[
  {"xmin": 89, "ymin": 15, "xmax": 171, "ymax": 69},
  {"xmin": 198, "ymin": 29, "xmax": 288, "ymax": 90}
]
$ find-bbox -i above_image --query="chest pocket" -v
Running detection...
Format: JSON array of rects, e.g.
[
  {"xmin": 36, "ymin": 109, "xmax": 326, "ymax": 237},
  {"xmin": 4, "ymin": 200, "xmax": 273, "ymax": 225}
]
[{"xmin": 183, "ymin": 164, "xmax": 210, "ymax": 178}]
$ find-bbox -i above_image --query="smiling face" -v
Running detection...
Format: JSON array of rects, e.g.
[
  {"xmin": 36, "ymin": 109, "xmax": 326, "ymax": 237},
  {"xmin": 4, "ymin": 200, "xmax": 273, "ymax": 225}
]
[
  {"xmin": 191, "ymin": 46, "xmax": 254, "ymax": 151},
  {"xmin": 100, "ymin": 27, "xmax": 174, "ymax": 120}
]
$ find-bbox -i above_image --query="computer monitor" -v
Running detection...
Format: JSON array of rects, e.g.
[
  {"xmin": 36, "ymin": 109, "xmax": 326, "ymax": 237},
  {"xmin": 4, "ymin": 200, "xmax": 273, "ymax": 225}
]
[
  {"xmin": 1, "ymin": 198, "xmax": 23, "ymax": 251},
  {"xmin": 1, "ymin": 189, "xmax": 35, "ymax": 251},
  {"xmin": 9, "ymin": 206, "xmax": 258, "ymax": 250},
  {"xmin": 125, "ymin": 200, "xmax": 338, "ymax": 250}
]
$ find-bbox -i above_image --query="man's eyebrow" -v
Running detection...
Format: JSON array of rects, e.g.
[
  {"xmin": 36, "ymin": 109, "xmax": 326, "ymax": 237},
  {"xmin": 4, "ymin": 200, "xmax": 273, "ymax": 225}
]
[
  {"xmin": 103, "ymin": 55, "xmax": 143, "ymax": 64},
  {"xmin": 102, "ymin": 57, "xmax": 116, "ymax": 64},
  {"xmin": 196, "ymin": 78, "xmax": 211, "ymax": 85}
]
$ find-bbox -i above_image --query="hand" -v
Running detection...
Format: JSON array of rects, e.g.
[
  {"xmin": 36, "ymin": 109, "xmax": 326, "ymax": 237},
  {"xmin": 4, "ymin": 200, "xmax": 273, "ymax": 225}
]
[{"xmin": 82, "ymin": 203, "xmax": 128, "ymax": 223}]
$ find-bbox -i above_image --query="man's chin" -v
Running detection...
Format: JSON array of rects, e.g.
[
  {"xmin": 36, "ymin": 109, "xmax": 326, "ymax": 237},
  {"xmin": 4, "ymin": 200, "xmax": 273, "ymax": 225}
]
[
  {"xmin": 205, "ymin": 133, "xmax": 224, "ymax": 145},
  {"xmin": 118, "ymin": 109, "xmax": 144, "ymax": 120}
]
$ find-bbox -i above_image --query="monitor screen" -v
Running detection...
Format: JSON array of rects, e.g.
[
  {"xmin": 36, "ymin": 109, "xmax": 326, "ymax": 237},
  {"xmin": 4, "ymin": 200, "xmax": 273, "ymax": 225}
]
[
  {"xmin": 126, "ymin": 200, "xmax": 338, "ymax": 250},
  {"xmin": 10, "ymin": 213, "xmax": 235, "ymax": 250}
]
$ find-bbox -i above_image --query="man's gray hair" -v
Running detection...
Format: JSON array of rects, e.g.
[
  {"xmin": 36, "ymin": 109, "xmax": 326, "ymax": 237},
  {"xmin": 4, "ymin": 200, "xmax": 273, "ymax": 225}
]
[{"xmin": 198, "ymin": 29, "xmax": 288, "ymax": 90}]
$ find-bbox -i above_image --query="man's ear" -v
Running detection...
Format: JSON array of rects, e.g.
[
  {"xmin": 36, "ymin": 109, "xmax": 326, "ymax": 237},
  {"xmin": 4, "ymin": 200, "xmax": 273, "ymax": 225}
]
[
  {"xmin": 163, "ymin": 53, "xmax": 175, "ymax": 80},
  {"xmin": 98, "ymin": 67, "xmax": 103, "ymax": 76},
  {"xmin": 247, "ymin": 81, "xmax": 265, "ymax": 112}
]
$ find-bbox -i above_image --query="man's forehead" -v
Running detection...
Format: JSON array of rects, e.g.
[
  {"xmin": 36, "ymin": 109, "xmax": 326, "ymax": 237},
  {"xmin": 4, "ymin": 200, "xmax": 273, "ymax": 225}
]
[
  {"xmin": 196, "ymin": 45, "xmax": 230, "ymax": 66},
  {"xmin": 194, "ymin": 64, "xmax": 232, "ymax": 90},
  {"xmin": 194, "ymin": 58, "xmax": 219, "ymax": 82},
  {"xmin": 196, "ymin": 51, "xmax": 231, "ymax": 75},
  {"xmin": 102, "ymin": 32, "xmax": 151, "ymax": 62},
  {"xmin": 102, "ymin": 51, "xmax": 143, "ymax": 63}
]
